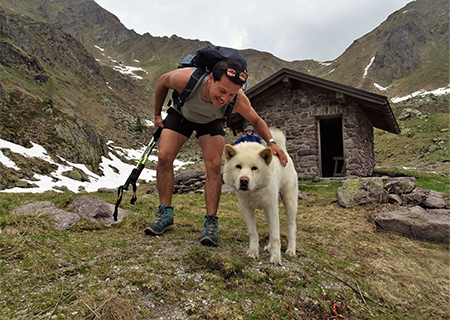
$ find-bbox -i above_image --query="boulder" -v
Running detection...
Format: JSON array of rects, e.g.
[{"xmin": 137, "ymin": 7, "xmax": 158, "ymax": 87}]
[
  {"xmin": 428, "ymin": 209, "xmax": 450, "ymax": 215},
  {"xmin": 71, "ymin": 196, "xmax": 133, "ymax": 226},
  {"xmin": 13, "ymin": 201, "xmax": 55, "ymax": 214},
  {"xmin": 336, "ymin": 177, "xmax": 386, "ymax": 208},
  {"xmin": 423, "ymin": 191, "xmax": 446, "ymax": 209},
  {"xmin": 13, "ymin": 201, "xmax": 80, "ymax": 230},
  {"xmin": 50, "ymin": 208, "xmax": 82, "ymax": 231},
  {"xmin": 66, "ymin": 169, "xmax": 83, "ymax": 181},
  {"xmin": 146, "ymin": 186, "xmax": 159, "ymax": 194},
  {"xmin": 388, "ymin": 194, "xmax": 403, "ymax": 205},
  {"xmin": 402, "ymin": 188, "xmax": 430, "ymax": 205},
  {"xmin": 398, "ymin": 108, "xmax": 426, "ymax": 120},
  {"xmin": 173, "ymin": 169, "xmax": 206, "ymax": 194},
  {"xmin": 374, "ymin": 206, "xmax": 450, "ymax": 244},
  {"xmin": 97, "ymin": 187, "xmax": 117, "ymax": 194},
  {"xmin": 384, "ymin": 177, "xmax": 417, "ymax": 194},
  {"xmin": 174, "ymin": 169, "xmax": 205, "ymax": 182}
]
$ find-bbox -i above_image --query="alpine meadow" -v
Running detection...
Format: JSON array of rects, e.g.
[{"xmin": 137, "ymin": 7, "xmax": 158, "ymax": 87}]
[{"xmin": 0, "ymin": 0, "xmax": 449, "ymax": 319}]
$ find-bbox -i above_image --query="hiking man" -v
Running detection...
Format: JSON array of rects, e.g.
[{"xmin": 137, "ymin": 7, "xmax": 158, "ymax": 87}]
[
  {"xmin": 234, "ymin": 125, "xmax": 262, "ymax": 145},
  {"xmin": 145, "ymin": 58, "xmax": 288, "ymax": 246}
]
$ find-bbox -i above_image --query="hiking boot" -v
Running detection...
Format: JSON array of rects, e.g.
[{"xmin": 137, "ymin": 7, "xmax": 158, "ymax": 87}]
[
  {"xmin": 200, "ymin": 215, "xmax": 218, "ymax": 246},
  {"xmin": 145, "ymin": 205, "xmax": 174, "ymax": 236}
]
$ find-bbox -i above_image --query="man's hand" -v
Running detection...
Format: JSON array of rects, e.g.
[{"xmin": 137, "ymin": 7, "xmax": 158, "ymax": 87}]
[
  {"xmin": 269, "ymin": 143, "xmax": 288, "ymax": 167},
  {"xmin": 154, "ymin": 115, "xmax": 164, "ymax": 131}
]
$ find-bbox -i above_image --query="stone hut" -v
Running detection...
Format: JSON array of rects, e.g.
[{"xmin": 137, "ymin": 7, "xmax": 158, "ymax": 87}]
[{"xmin": 232, "ymin": 68, "xmax": 400, "ymax": 179}]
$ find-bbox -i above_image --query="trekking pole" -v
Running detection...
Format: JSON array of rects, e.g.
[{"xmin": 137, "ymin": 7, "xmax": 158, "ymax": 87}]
[{"xmin": 113, "ymin": 125, "xmax": 163, "ymax": 221}]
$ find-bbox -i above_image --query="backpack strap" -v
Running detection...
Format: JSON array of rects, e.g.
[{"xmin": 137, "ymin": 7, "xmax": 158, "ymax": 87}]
[
  {"xmin": 173, "ymin": 68, "xmax": 208, "ymax": 108},
  {"xmin": 225, "ymin": 96, "xmax": 238, "ymax": 136}
]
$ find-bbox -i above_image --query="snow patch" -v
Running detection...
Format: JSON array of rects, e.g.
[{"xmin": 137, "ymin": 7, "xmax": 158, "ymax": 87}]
[
  {"xmin": 363, "ymin": 56, "xmax": 375, "ymax": 78},
  {"xmin": 0, "ymin": 136, "xmax": 192, "ymax": 193},
  {"xmin": 320, "ymin": 61, "xmax": 334, "ymax": 66},
  {"xmin": 113, "ymin": 65, "xmax": 148, "ymax": 80},
  {"xmin": 374, "ymin": 83, "xmax": 390, "ymax": 91},
  {"xmin": 391, "ymin": 85, "xmax": 450, "ymax": 103}
]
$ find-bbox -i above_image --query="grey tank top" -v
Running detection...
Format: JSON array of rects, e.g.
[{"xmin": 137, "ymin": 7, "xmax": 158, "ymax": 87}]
[{"xmin": 177, "ymin": 72, "xmax": 228, "ymax": 124}]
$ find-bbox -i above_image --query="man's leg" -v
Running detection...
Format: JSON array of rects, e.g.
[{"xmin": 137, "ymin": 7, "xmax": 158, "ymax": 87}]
[
  {"xmin": 198, "ymin": 134, "xmax": 224, "ymax": 246},
  {"xmin": 156, "ymin": 128, "xmax": 189, "ymax": 206},
  {"xmin": 199, "ymin": 134, "xmax": 225, "ymax": 215},
  {"xmin": 145, "ymin": 128, "xmax": 188, "ymax": 236}
]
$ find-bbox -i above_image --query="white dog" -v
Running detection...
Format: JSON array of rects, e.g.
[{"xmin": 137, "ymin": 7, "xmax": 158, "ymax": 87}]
[{"xmin": 223, "ymin": 128, "xmax": 298, "ymax": 264}]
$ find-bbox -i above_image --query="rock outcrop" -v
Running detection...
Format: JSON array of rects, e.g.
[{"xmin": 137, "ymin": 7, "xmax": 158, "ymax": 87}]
[
  {"xmin": 336, "ymin": 177, "xmax": 387, "ymax": 208},
  {"xmin": 12, "ymin": 197, "xmax": 133, "ymax": 230},
  {"xmin": 13, "ymin": 201, "xmax": 80, "ymax": 231},
  {"xmin": 374, "ymin": 205, "xmax": 449, "ymax": 243},
  {"xmin": 337, "ymin": 176, "xmax": 450, "ymax": 243}
]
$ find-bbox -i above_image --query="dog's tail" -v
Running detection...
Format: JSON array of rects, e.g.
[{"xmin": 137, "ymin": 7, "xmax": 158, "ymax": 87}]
[{"xmin": 269, "ymin": 127, "xmax": 287, "ymax": 152}]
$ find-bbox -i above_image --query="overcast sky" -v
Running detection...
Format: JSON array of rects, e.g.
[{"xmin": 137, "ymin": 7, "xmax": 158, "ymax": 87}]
[{"xmin": 94, "ymin": 0, "xmax": 412, "ymax": 62}]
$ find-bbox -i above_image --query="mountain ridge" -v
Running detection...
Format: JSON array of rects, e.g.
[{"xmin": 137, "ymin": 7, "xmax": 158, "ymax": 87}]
[
  {"xmin": 0, "ymin": 0, "xmax": 447, "ymax": 96},
  {"xmin": 0, "ymin": 0, "xmax": 448, "ymax": 187}
]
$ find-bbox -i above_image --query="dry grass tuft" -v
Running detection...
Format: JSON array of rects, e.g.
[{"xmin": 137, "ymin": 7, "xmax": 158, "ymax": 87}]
[{"xmin": 78, "ymin": 293, "xmax": 138, "ymax": 320}]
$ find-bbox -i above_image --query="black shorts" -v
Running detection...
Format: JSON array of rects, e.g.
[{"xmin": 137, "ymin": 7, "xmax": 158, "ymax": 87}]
[{"xmin": 163, "ymin": 107, "xmax": 225, "ymax": 138}]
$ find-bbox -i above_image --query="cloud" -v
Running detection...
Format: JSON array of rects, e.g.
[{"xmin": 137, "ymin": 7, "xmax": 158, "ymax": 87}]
[{"xmin": 95, "ymin": 0, "xmax": 412, "ymax": 61}]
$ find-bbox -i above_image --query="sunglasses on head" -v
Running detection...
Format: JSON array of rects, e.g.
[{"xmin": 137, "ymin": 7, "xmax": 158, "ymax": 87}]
[{"xmin": 223, "ymin": 68, "xmax": 248, "ymax": 82}]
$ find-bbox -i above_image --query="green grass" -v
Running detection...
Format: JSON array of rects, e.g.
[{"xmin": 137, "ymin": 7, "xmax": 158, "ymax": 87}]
[
  {"xmin": 298, "ymin": 180, "xmax": 342, "ymax": 198},
  {"xmin": 374, "ymin": 111, "xmax": 450, "ymax": 178},
  {"xmin": 0, "ymin": 181, "xmax": 448, "ymax": 319},
  {"xmin": 376, "ymin": 167, "xmax": 450, "ymax": 197}
]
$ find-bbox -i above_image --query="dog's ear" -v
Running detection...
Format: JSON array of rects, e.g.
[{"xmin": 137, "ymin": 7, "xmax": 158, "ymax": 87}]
[
  {"xmin": 259, "ymin": 147, "xmax": 273, "ymax": 165},
  {"xmin": 224, "ymin": 144, "xmax": 238, "ymax": 161}
]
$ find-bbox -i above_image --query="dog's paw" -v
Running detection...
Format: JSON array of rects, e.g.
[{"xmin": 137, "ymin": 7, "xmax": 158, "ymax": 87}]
[
  {"xmin": 247, "ymin": 248, "xmax": 259, "ymax": 259},
  {"xmin": 263, "ymin": 244, "xmax": 271, "ymax": 253},
  {"xmin": 285, "ymin": 248, "xmax": 296, "ymax": 257},
  {"xmin": 269, "ymin": 253, "xmax": 282, "ymax": 265}
]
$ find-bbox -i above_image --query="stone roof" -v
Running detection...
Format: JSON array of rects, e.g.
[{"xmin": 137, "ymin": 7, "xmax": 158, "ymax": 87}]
[{"xmin": 233, "ymin": 68, "xmax": 400, "ymax": 134}]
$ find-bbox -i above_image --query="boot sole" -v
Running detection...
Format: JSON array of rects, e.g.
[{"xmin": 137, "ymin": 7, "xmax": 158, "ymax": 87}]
[
  {"xmin": 200, "ymin": 236, "xmax": 218, "ymax": 247},
  {"xmin": 145, "ymin": 224, "xmax": 174, "ymax": 236}
]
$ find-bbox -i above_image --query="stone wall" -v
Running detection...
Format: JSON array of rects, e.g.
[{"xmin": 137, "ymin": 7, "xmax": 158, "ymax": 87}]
[
  {"xmin": 342, "ymin": 101, "xmax": 375, "ymax": 177},
  {"xmin": 249, "ymin": 83, "xmax": 375, "ymax": 178}
]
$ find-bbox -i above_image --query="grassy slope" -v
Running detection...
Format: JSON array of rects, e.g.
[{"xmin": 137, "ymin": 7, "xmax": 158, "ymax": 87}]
[
  {"xmin": 0, "ymin": 181, "xmax": 448, "ymax": 320},
  {"xmin": 375, "ymin": 95, "xmax": 450, "ymax": 177}
]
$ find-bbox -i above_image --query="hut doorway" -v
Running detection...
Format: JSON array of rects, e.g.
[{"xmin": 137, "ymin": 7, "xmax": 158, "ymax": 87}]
[{"xmin": 319, "ymin": 117, "xmax": 344, "ymax": 177}]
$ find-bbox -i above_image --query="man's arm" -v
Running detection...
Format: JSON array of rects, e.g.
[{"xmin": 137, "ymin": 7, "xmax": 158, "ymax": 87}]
[
  {"xmin": 232, "ymin": 91, "xmax": 288, "ymax": 166},
  {"xmin": 153, "ymin": 68, "xmax": 195, "ymax": 128}
]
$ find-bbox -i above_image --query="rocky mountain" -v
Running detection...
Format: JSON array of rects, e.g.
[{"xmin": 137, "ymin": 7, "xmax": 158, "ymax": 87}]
[
  {"xmin": 0, "ymin": 0, "xmax": 448, "ymax": 187},
  {"xmin": 322, "ymin": 0, "xmax": 449, "ymax": 97}
]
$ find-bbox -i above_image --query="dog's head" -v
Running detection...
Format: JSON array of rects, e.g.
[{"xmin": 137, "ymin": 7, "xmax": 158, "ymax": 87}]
[{"xmin": 223, "ymin": 143, "xmax": 272, "ymax": 192}]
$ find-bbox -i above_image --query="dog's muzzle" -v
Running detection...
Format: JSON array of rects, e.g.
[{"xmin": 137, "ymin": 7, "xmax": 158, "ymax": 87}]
[{"xmin": 239, "ymin": 176, "xmax": 249, "ymax": 191}]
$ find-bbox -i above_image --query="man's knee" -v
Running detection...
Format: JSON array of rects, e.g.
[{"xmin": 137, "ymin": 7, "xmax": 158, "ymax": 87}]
[
  {"xmin": 158, "ymin": 148, "xmax": 177, "ymax": 166},
  {"xmin": 205, "ymin": 159, "xmax": 222, "ymax": 176}
]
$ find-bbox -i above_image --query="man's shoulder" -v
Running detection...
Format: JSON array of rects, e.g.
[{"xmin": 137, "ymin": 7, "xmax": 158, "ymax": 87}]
[
  {"xmin": 232, "ymin": 90, "xmax": 251, "ymax": 113},
  {"xmin": 168, "ymin": 67, "xmax": 196, "ymax": 92},
  {"xmin": 171, "ymin": 67, "xmax": 196, "ymax": 78}
]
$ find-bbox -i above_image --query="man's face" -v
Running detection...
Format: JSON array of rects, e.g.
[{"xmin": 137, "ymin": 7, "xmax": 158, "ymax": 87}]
[
  {"xmin": 208, "ymin": 74, "xmax": 241, "ymax": 108},
  {"xmin": 247, "ymin": 130, "xmax": 253, "ymax": 135}
]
